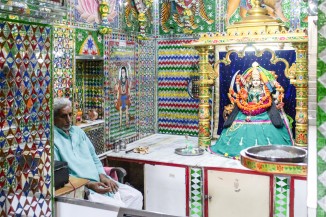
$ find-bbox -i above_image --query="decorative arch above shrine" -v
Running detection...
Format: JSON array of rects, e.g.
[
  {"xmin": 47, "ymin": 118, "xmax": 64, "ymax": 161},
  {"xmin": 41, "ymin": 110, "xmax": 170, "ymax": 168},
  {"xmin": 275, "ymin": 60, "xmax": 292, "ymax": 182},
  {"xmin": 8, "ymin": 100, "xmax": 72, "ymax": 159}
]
[{"xmin": 75, "ymin": 29, "xmax": 103, "ymax": 57}]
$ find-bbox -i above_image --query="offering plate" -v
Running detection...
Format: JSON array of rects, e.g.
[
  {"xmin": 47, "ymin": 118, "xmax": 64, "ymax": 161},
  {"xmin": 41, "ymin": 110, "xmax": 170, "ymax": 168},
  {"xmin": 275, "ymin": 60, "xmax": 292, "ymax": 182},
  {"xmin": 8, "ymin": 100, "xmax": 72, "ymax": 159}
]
[
  {"xmin": 240, "ymin": 146, "xmax": 307, "ymax": 177},
  {"xmin": 245, "ymin": 145, "xmax": 307, "ymax": 163},
  {"xmin": 175, "ymin": 148, "xmax": 205, "ymax": 156}
]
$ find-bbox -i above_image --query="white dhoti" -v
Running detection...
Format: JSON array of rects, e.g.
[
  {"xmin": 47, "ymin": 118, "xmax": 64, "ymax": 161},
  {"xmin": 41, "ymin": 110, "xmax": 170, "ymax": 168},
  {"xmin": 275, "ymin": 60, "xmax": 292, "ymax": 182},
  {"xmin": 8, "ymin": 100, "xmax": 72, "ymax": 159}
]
[{"xmin": 88, "ymin": 183, "xmax": 143, "ymax": 210}]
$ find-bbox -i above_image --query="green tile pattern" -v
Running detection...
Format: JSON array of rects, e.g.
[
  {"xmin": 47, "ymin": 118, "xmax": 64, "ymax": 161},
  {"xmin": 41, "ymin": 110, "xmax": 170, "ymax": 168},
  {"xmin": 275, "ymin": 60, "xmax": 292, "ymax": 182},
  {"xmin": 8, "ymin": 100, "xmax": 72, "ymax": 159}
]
[
  {"xmin": 318, "ymin": 0, "xmax": 326, "ymax": 215},
  {"xmin": 190, "ymin": 167, "xmax": 203, "ymax": 217},
  {"xmin": 274, "ymin": 176, "xmax": 289, "ymax": 217}
]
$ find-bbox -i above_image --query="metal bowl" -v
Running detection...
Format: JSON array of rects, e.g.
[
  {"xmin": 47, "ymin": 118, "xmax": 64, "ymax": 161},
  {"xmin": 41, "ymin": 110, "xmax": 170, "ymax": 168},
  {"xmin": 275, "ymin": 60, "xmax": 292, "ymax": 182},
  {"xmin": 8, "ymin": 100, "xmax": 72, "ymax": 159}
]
[
  {"xmin": 245, "ymin": 145, "xmax": 307, "ymax": 163},
  {"xmin": 175, "ymin": 148, "xmax": 205, "ymax": 156}
]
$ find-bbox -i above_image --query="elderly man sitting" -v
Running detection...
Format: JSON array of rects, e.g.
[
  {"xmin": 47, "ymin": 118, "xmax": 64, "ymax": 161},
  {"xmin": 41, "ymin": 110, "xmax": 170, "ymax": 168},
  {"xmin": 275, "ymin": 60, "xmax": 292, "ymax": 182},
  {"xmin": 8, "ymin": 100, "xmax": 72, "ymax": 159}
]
[{"xmin": 53, "ymin": 97, "xmax": 143, "ymax": 209}]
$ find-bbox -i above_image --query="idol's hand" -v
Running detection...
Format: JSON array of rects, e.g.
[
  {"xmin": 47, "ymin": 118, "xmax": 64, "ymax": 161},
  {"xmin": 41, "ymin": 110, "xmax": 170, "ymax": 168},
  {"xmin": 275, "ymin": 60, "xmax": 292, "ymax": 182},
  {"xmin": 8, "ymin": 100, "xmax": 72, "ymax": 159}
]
[
  {"xmin": 86, "ymin": 181, "xmax": 112, "ymax": 194},
  {"xmin": 276, "ymin": 102, "xmax": 284, "ymax": 110}
]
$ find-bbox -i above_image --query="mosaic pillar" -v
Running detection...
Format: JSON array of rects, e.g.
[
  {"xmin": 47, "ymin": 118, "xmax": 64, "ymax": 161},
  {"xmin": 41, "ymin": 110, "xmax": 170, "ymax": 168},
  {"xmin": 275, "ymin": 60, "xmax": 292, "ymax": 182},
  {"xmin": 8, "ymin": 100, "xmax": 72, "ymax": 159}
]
[
  {"xmin": 195, "ymin": 46, "xmax": 214, "ymax": 148},
  {"xmin": 292, "ymin": 43, "xmax": 308, "ymax": 147},
  {"xmin": 104, "ymin": 34, "xmax": 110, "ymax": 149}
]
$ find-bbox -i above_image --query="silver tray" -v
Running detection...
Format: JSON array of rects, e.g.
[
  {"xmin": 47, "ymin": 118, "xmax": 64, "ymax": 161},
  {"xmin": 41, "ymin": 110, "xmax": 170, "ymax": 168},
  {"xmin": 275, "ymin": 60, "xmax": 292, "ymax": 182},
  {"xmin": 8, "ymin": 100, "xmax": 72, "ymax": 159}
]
[
  {"xmin": 245, "ymin": 145, "xmax": 307, "ymax": 163},
  {"xmin": 175, "ymin": 148, "xmax": 205, "ymax": 156}
]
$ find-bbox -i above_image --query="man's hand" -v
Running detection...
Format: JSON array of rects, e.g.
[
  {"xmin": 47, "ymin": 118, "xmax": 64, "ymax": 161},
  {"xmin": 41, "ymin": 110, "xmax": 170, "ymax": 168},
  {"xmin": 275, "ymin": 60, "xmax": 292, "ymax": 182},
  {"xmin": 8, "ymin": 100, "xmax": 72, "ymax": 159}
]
[
  {"xmin": 86, "ymin": 181, "xmax": 112, "ymax": 194},
  {"xmin": 99, "ymin": 174, "xmax": 119, "ymax": 193}
]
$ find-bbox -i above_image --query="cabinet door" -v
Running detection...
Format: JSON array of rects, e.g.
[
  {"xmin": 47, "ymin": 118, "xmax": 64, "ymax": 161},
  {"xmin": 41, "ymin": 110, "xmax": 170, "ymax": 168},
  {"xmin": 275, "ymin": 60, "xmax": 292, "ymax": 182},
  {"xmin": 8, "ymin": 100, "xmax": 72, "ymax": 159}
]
[
  {"xmin": 144, "ymin": 164, "xmax": 186, "ymax": 216},
  {"xmin": 293, "ymin": 179, "xmax": 307, "ymax": 217},
  {"xmin": 207, "ymin": 170, "xmax": 271, "ymax": 217}
]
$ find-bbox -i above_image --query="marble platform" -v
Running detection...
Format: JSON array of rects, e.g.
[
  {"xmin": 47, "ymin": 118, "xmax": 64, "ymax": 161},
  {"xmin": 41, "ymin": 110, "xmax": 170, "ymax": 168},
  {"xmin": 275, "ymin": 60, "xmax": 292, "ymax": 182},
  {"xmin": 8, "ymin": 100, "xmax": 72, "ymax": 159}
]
[{"xmin": 103, "ymin": 134, "xmax": 246, "ymax": 170}]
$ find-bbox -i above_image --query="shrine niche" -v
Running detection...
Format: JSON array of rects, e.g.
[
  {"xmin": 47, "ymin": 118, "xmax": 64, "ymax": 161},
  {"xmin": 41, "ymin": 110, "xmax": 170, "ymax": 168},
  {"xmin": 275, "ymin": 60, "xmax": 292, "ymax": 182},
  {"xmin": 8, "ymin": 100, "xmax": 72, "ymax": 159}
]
[
  {"xmin": 186, "ymin": 1, "xmax": 308, "ymax": 151},
  {"xmin": 211, "ymin": 59, "xmax": 295, "ymax": 159}
]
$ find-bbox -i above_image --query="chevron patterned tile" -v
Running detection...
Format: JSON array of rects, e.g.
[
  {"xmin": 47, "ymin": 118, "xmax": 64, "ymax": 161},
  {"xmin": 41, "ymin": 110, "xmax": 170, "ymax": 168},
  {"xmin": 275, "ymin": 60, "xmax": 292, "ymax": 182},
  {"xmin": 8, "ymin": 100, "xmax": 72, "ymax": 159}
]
[
  {"xmin": 157, "ymin": 40, "xmax": 199, "ymax": 136},
  {"xmin": 190, "ymin": 167, "xmax": 203, "ymax": 217},
  {"xmin": 318, "ymin": 0, "xmax": 326, "ymax": 215},
  {"xmin": 274, "ymin": 176, "xmax": 289, "ymax": 217}
]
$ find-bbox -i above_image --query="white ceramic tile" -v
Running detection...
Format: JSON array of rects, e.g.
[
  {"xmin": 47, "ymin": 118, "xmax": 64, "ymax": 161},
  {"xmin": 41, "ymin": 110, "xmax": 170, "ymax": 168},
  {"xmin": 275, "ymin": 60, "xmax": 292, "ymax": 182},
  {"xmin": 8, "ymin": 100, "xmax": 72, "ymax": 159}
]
[
  {"xmin": 318, "ymin": 72, "xmax": 326, "ymax": 88},
  {"xmin": 318, "ymin": 97, "xmax": 326, "ymax": 114},
  {"xmin": 318, "ymin": 170, "xmax": 326, "ymax": 187},
  {"xmin": 318, "ymin": 147, "xmax": 326, "ymax": 163},
  {"xmin": 317, "ymin": 196, "xmax": 326, "ymax": 213},
  {"xmin": 319, "ymin": 47, "xmax": 326, "ymax": 63},
  {"xmin": 318, "ymin": 122, "xmax": 326, "ymax": 138}
]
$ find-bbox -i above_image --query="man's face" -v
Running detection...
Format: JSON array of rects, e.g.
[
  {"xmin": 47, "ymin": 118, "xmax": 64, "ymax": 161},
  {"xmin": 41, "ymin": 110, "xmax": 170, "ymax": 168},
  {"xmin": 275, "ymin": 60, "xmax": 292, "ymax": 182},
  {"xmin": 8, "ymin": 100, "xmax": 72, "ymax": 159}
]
[{"xmin": 54, "ymin": 105, "xmax": 72, "ymax": 131}]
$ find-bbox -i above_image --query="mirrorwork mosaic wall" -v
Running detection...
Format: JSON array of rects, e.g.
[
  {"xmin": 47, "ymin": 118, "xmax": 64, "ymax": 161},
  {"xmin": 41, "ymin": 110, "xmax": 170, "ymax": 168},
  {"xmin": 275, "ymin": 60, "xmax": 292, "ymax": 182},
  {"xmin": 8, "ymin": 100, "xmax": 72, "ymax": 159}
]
[
  {"xmin": 157, "ymin": 39, "xmax": 200, "ymax": 136},
  {"xmin": 136, "ymin": 39, "xmax": 156, "ymax": 137},
  {"xmin": 157, "ymin": 39, "xmax": 215, "ymax": 136},
  {"xmin": 104, "ymin": 34, "xmax": 111, "ymax": 148},
  {"xmin": 0, "ymin": 20, "xmax": 52, "ymax": 216},
  {"xmin": 318, "ymin": 0, "xmax": 326, "ymax": 214},
  {"xmin": 75, "ymin": 60, "xmax": 104, "ymax": 118},
  {"xmin": 53, "ymin": 26, "xmax": 75, "ymax": 99}
]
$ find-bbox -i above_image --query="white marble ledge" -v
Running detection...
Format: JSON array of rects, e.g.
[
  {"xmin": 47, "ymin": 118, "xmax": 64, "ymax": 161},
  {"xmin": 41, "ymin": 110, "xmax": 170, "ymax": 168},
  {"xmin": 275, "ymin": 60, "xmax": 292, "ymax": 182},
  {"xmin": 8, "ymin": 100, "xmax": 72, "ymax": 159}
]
[
  {"xmin": 105, "ymin": 134, "xmax": 246, "ymax": 170},
  {"xmin": 77, "ymin": 119, "xmax": 104, "ymax": 129}
]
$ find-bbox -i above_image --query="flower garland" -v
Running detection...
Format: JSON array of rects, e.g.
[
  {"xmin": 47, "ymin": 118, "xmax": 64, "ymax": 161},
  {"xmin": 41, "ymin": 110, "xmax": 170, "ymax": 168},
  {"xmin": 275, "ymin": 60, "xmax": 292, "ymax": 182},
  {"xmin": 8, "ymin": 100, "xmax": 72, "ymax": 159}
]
[
  {"xmin": 235, "ymin": 85, "xmax": 272, "ymax": 116},
  {"xmin": 98, "ymin": 1, "xmax": 112, "ymax": 35},
  {"xmin": 134, "ymin": 0, "xmax": 152, "ymax": 39},
  {"xmin": 134, "ymin": 0, "xmax": 151, "ymax": 14}
]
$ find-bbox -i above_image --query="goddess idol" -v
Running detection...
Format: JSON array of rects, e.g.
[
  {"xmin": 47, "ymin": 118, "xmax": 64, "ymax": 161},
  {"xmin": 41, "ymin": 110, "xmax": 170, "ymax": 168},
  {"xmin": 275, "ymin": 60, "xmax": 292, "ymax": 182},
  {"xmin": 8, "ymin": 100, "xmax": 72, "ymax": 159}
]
[{"xmin": 209, "ymin": 62, "xmax": 294, "ymax": 159}]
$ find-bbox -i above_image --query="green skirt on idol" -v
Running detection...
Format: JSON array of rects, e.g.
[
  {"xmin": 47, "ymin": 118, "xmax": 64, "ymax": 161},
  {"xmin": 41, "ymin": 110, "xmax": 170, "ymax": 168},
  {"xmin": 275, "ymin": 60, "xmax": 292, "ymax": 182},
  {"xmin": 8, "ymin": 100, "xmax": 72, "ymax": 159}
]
[{"xmin": 209, "ymin": 111, "xmax": 294, "ymax": 159}]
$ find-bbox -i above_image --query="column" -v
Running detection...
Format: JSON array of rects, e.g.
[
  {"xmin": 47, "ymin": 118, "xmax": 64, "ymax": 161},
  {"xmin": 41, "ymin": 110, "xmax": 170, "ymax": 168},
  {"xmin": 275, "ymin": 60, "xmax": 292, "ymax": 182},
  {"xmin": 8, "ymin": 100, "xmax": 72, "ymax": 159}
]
[
  {"xmin": 292, "ymin": 43, "xmax": 308, "ymax": 147},
  {"xmin": 195, "ymin": 46, "xmax": 214, "ymax": 148}
]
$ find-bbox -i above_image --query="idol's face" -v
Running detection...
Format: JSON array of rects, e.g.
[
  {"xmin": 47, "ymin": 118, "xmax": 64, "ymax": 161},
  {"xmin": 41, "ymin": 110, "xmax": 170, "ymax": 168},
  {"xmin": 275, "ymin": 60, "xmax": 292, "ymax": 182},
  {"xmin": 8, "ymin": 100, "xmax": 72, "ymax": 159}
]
[
  {"xmin": 54, "ymin": 105, "xmax": 72, "ymax": 131},
  {"xmin": 121, "ymin": 69, "xmax": 126, "ymax": 77},
  {"xmin": 252, "ymin": 77, "xmax": 261, "ymax": 87}
]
